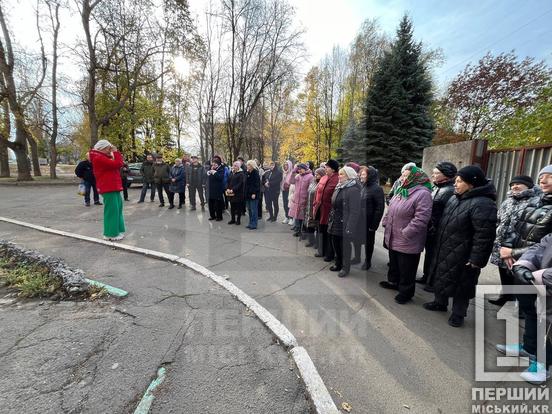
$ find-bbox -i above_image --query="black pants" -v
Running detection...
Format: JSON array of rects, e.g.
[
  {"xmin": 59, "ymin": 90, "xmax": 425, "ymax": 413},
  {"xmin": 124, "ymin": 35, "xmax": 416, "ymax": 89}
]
[
  {"xmin": 168, "ymin": 192, "xmax": 184, "ymax": 207},
  {"xmin": 156, "ymin": 183, "xmax": 170, "ymax": 204},
  {"xmin": 208, "ymin": 199, "xmax": 224, "ymax": 219},
  {"xmin": 331, "ymin": 234, "xmax": 352, "ymax": 272},
  {"xmin": 83, "ymin": 180, "xmax": 99, "ymax": 204},
  {"xmin": 435, "ymin": 292, "xmax": 470, "ymax": 317},
  {"xmin": 518, "ymin": 294, "xmax": 552, "ymax": 366},
  {"xmin": 364, "ymin": 230, "xmax": 376, "ymax": 267},
  {"xmin": 353, "ymin": 239, "xmax": 361, "ymax": 260},
  {"xmin": 387, "ymin": 249, "xmax": 421, "ymax": 299},
  {"xmin": 282, "ymin": 190, "xmax": 289, "ymax": 218},
  {"xmin": 139, "ymin": 182, "xmax": 155, "ymax": 202},
  {"xmin": 497, "ymin": 267, "xmax": 516, "ymax": 299},
  {"xmin": 188, "ymin": 185, "xmax": 205, "ymax": 207},
  {"xmin": 122, "ymin": 177, "xmax": 129, "ymax": 200},
  {"xmin": 230, "ymin": 201, "xmax": 243, "ymax": 223},
  {"xmin": 258, "ymin": 192, "xmax": 263, "ymax": 218},
  {"xmin": 319, "ymin": 224, "xmax": 334, "ymax": 260},
  {"xmin": 265, "ymin": 191, "xmax": 280, "ymax": 219},
  {"xmin": 423, "ymin": 239, "xmax": 436, "ymax": 283}
]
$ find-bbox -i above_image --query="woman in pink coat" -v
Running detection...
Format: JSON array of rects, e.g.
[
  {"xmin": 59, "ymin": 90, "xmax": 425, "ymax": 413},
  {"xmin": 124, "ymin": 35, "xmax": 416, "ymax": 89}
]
[
  {"xmin": 380, "ymin": 165, "xmax": 433, "ymax": 304},
  {"xmin": 288, "ymin": 163, "xmax": 314, "ymax": 237}
]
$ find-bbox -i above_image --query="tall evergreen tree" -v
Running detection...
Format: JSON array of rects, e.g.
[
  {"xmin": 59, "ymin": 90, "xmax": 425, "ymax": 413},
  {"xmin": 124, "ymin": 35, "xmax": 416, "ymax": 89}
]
[
  {"xmin": 360, "ymin": 15, "xmax": 434, "ymax": 180},
  {"xmin": 336, "ymin": 119, "xmax": 358, "ymax": 163}
]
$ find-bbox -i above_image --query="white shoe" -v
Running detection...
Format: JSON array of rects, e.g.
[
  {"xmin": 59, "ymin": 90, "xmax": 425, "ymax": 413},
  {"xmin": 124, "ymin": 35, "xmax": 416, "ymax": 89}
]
[
  {"xmin": 288, "ymin": 218, "xmax": 294, "ymax": 226},
  {"xmin": 282, "ymin": 218, "xmax": 288, "ymax": 224},
  {"xmin": 103, "ymin": 234, "xmax": 124, "ymax": 241},
  {"xmin": 520, "ymin": 360, "xmax": 551, "ymax": 384}
]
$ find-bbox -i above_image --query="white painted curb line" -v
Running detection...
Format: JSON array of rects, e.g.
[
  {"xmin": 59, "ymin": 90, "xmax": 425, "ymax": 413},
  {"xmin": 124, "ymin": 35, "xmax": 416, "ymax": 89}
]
[{"xmin": 0, "ymin": 216, "xmax": 338, "ymax": 414}]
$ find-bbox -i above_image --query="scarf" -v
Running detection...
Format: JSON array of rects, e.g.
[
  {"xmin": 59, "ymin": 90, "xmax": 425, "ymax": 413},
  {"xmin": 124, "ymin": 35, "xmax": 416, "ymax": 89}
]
[{"xmin": 396, "ymin": 166, "xmax": 432, "ymax": 198}]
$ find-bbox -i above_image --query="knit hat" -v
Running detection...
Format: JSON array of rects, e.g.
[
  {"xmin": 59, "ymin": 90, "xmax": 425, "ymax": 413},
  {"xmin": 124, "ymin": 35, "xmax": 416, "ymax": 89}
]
[
  {"xmin": 457, "ymin": 166, "xmax": 488, "ymax": 188},
  {"xmin": 435, "ymin": 161, "xmax": 457, "ymax": 179},
  {"xmin": 93, "ymin": 139, "xmax": 112, "ymax": 150},
  {"xmin": 314, "ymin": 167, "xmax": 326, "ymax": 177},
  {"xmin": 509, "ymin": 175, "xmax": 534, "ymax": 188},
  {"xmin": 346, "ymin": 162, "xmax": 360, "ymax": 173},
  {"xmin": 538, "ymin": 165, "xmax": 552, "ymax": 177},
  {"xmin": 341, "ymin": 166, "xmax": 358, "ymax": 180},
  {"xmin": 297, "ymin": 163, "xmax": 308, "ymax": 170},
  {"xmin": 326, "ymin": 159, "xmax": 339, "ymax": 172}
]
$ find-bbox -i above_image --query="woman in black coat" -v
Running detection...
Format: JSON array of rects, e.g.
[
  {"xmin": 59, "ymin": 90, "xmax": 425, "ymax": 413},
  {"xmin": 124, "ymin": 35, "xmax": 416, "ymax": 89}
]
[
  {"xmin": 207, "ymin": 159, "xmax": 225, "ymax": 221},
  {"xmin": 263, "ymin": 161, "xmax": 283, "ymax": 222},
  {"xmin": 423, "ymin": 166, "xmax": 497, "ymax": 327},
  {"xmin": 245, "ymin": 160, "xmax": 261, "ymax": 230},
  {"xmin": 358, "ymin": 166, "xmax": 385, "ymax": 271},
  {"xmin": 328, "ymin": 166, "xmax": 361, "ymax": 278},
  {"xmin": 226, "ymin": 161, "xmax": 246, "ymax": 225}
]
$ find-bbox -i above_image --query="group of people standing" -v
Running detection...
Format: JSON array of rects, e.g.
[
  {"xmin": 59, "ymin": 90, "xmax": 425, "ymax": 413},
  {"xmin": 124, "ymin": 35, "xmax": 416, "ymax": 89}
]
[{"xmin": 79, "ymin": 141, "xmax": 551, "ymax": 385}]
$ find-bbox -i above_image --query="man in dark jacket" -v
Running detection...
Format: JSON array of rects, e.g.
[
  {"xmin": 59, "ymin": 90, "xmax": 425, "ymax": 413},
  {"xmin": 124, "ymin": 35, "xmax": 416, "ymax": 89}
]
[
  {"xmin": 500, "ymin": 234, "xmax": 552, "ymax": 385},
  {"xmin": 187, "ymin": 155, "xmax": 206, "ymax": 210},
  {"xmin": 207, "ymin": 159, "xmax": 225, "ymax": 221},
  {"xmin": 138, "ymin": 154, "xmax": 156, "ymax": 203},
  {"xmin": 120, "ymin": 162, "xmax": 130, "ymax": 201},
  {"xmin": 263, "ymin": 161, "xmax": 283, "ymax": 222},
  {"xmin": 75, "ymin": 152, "xmax": 101, "ymax": 206},
  {"xmin": 423, "ymin": 166, "xmax": 497, "ymax": 327},
  {"xmin": 153, "ymin": 155, "xmax": 171, "ymax": 207},
  {"xmin": 417, "ymin": 161, "xmax": 457, "ymax": 290}
]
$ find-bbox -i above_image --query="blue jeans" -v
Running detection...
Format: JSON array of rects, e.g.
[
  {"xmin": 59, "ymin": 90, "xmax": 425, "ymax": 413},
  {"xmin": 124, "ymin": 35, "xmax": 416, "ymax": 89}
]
[
  {"xmin": 139, "ymin": 182, "xmax": 156, "ymax": 202},
  {"xmin": 83, "ymin": 180, "xmax": 99, "ymax": 204},
  {"xmin": 246, "ymin": 199, "xmax": 259, "ymax": 228}
]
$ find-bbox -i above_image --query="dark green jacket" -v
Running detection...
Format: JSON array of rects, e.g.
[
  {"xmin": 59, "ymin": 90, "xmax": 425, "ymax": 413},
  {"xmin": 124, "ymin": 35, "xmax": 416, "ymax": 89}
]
[
  {"xmin": 153, "ymin": 162, "xmax": 171, "ymax": 184},
  {"xmin": 140, "ymin": 161, "xmax": 155, "ymax": 183}
]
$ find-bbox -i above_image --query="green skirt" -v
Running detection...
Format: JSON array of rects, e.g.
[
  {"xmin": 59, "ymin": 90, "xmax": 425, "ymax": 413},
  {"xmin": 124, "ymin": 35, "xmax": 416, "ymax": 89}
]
[{"xmin": 102, "ymin": 191, "xmax": 126, "ymax": 237}]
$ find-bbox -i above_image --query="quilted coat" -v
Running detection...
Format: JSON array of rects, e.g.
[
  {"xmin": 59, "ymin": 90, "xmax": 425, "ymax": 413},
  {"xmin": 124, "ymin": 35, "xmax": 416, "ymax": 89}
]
[
  {"xmin": 430, "ymin": 182, "xmax": 498, "ymax": 298},
  {"xmin": 358, "ymin": 168, "xmax": 385, "ymax": 242},
  {"xmin": 89, "ymin": 150, "xmax": 124, "ymax": 194},
  {"xmin": 289, "ymin": 170, "xmax": 313, "ymax": 220},
  {"xmin": 382, "ymin": 185, "xmax": 433, "ymax": 254},
  {"xmin": 328, "ymin": 179, "xmax": 361, "ymax": 237},
  {"xmin": 511, "ymin": 192, "xmax": 552, "ymax": 259},
  {"xmin": 313, "ymin": 173, "xmax": 339, "ymax": 225}
]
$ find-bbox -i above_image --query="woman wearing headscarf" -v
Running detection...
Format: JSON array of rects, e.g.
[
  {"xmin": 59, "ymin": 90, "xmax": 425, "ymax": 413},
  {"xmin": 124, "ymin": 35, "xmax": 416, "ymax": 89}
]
[
  {"xmin": 358, "ymin": 166, "xmax": 385, "ymax": 271},
  {"xmin": 168, "ymin": 158, "xmax": 186, "ymax": 209},
  {"xmin": 313, "ymin": 159, "xmax": 340, "ymax": 261},
  {"xmin": 423, "ymin": 166, "xmax": 497, "ymax": 327},
  {"xmin": 226, "ymin": 161, "xmax": 247, "ymax": 225},
  {"xmin": 89, "ymin": 139, "xmax": 126, "ymax": 241},
  {"xmin": 305, "ymin": 167, "xmax": 326, "ymax": 248},
  {"xmin": 328, "ymin": 166, "xmax": 361, "ymax": 278},
  {"xmin": 281, "ymin": 160, "xmax": 294, "ymax": 224},
  {"xmin": 289, "ymin": 163, "xmax": 314, "ymax": 237},
  {"xmin": 380, "ymin": 165, "xmax": 433, "ymax": 304},
  {"xmin": 417, "ymin": 161, "xmax": 458, "ymax": 290}
]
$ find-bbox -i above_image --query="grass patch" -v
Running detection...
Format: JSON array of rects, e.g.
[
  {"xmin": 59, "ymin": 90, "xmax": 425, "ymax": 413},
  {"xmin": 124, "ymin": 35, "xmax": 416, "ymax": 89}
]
[{"xmin": 0, "ymin": 257, "xmax": 62, "ymax": 298}]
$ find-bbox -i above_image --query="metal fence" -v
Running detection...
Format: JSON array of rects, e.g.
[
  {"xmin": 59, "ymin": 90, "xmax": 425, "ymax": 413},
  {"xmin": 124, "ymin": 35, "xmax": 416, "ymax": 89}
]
[{"xmin": 485, "ymin": 144, "xmax": 552, "ymax": 204}]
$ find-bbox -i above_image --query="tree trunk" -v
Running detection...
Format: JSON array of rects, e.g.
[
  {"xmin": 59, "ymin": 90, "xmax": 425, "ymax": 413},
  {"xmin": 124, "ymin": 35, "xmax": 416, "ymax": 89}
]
[
  {"xmin": 28, "ymin": 135, "xmax": 41, "ymax": 176},
  {"xmin": 49, "ymin": 142, "xmax": 57, "ymax": 178},
  {"xmin": 0, "ymin": 137, "xmax": 9, "ymax": 177}
]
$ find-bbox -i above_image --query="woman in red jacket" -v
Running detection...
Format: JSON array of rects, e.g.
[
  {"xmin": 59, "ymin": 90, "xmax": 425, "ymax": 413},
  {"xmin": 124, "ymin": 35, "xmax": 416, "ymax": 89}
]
[
  {"xmin": 89, "ymin": 139, "xmax": 126, "ymax": 241},
  {"xmin": 313, "ymin": 159, "xmax": 340, "ymax": 261}
]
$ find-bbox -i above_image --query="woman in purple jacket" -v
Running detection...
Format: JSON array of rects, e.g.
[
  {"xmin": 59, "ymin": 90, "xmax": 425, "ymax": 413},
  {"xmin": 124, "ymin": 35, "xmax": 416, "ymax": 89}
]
[{"xmin": 380, "ymin": 165, "xmax": 433, "ymax": 304}]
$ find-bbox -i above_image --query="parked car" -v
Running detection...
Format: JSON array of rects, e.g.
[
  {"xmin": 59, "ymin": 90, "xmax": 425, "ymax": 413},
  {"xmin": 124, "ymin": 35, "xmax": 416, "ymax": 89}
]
[{"xmin": 127, "ymin": 162, "xmax": 144, "ymax": 187}]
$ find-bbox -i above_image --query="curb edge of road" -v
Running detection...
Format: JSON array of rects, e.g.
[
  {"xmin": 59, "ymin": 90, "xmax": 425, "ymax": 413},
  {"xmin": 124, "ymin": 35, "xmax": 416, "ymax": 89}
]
[{"xmin": 0, "ymin": 216, "xmax": 339, "ymax": 414}]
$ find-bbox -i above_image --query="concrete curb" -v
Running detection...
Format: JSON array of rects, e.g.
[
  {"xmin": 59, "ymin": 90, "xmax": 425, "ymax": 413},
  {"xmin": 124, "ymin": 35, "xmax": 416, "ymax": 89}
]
[{"xmin": 0, "ymin": 216, "xmax": 338, "ymax": 413}]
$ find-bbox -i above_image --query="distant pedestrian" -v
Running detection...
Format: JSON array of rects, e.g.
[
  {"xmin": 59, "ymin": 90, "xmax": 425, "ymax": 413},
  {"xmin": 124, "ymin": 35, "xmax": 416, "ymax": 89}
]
[
  {"xmin": 75, "ymin": 152, "xmax": 101, "ymax": 206},
  {"xmin": 245, "ymin": 160, "xmax": 261, "ymax": 230},
  {"xmin": 168, "ymin": 158, "xmax": 186, "ymax": 209},
  {"xmin": 138, "ymin": 154, "xmax": 155, "ymax": 203},
  {"xmin": 153, "ymin": 155, "xmax": 171, "ymax": 207},
  {"xmin": 304, "ymin": 167, "xmax": 325, "ymax": 248},
  {"xmin": 313, "ymin": 159, "xmax": 339, "ymax": 261},
  {"xmin": 207, "ymin": 158, "xmax": 225, "ymax": 221},
  {"xmin": 226, "ymin": 161, "xmax": 246, "ymax": 225},
  {"xmin": 281, "ymin": 160, "xmax": 293, "ymax": 224},
  {"xmin": 289, "ymin": 163, "xmax": 313, "ymax": 237},
  {"xmin": 264, "ymin": 161, "xmax": 283, "ymax": 222},
  {"xmin": 89, "ymin": 140, "xmax": 126, "ymax": 241},
  {"xmin": 187, "ymin": 155, "xmax": 206, "ymax": 210}
]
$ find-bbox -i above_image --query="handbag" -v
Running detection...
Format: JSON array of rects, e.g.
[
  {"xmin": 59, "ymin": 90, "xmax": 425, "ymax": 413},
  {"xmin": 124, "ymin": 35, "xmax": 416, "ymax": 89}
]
[{"xmin": 78, "ymin": 181, "xmax": 86, "ymax": 196}]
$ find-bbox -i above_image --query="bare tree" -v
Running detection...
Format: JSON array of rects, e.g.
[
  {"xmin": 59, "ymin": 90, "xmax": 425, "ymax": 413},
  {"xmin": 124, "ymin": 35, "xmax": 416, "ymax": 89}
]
[{"xmin": 46, "ymin": 0, "xmax": 61, "ymax": 178}]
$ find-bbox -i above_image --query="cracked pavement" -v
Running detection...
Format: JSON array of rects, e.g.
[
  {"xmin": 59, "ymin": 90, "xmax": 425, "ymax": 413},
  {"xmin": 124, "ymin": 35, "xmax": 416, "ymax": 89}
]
[
  {"xmin": 1, "ymin": 186, "xmax": 551, "ymax": 413},
  {"xmin": 0, "ymin": 221, "xmax": 309, "ymax": 414}
]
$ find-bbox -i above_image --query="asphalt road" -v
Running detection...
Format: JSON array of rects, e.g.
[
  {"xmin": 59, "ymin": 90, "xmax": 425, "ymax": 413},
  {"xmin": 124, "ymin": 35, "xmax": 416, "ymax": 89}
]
[{"xmin": 0, "ymin": 185, "xmax": 549, "ymax": 413}]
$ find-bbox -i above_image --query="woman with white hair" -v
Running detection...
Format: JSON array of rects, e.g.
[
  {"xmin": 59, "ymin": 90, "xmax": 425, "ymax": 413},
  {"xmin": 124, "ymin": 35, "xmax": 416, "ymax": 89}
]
[
  {"xmin": 89, "ymin": 139, "xmax": 126, "ymax": 241},
  {"xmin": 327, "ymin": 166, "xmax": 361, "ymax": 278}
]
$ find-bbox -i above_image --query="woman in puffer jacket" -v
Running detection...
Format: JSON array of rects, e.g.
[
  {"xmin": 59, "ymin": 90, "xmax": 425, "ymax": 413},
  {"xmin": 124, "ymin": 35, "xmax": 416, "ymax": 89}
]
[
  {"xmin": 488, "ymin": 175, "xmax": 539, "ymax": 306},
  {"xmin": 423, "ymin": 166, "xmax": 497, "ymax": 328}
]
